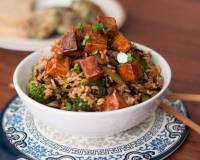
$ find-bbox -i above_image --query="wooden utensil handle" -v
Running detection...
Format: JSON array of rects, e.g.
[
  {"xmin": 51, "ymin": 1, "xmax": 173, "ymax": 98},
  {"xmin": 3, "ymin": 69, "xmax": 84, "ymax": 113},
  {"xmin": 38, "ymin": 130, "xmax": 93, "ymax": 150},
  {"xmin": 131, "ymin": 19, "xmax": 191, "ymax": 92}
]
[
  {"xmin": 165, "ymin": 93, "xmax": 200, "ymax": 102},
  {"xmin": 159, "ymin": 102, "xmax": 200, "ymax": 135}
]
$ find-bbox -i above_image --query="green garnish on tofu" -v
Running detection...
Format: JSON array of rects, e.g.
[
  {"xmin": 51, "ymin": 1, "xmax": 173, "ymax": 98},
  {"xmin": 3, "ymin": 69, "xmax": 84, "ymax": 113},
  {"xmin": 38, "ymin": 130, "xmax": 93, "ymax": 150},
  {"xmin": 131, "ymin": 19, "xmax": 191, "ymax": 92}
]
[
  {"xmin": 76, "ymin": 23, "xmax": 84, "ymax": 32},
  {"xmin": 71, "ymin": 64, "xmax": 81, "ymax": 73},
  {"xmin": 92, "ymin": 23, "xmax": 111, "ymax": 34},
  {"xmin": 81, "ymin": 35, "xmax": 90, "ymax": 46},
  {"xmin": 127, "ymin": 53, "xmax": 136, "ymax": 63}
]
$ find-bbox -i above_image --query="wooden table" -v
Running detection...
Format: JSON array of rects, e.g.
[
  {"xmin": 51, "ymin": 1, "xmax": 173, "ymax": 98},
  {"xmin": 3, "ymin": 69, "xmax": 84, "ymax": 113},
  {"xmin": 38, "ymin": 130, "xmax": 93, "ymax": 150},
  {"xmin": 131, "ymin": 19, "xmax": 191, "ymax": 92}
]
[{"xmin": 0, "ymin": 0, "xmax": 199, "ymax": 159}]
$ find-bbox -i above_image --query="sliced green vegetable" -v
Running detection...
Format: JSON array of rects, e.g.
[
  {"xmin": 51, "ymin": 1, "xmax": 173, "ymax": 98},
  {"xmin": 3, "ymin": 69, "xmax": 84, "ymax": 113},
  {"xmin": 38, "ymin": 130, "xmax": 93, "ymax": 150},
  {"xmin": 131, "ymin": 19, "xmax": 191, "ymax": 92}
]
[
  {"xmin": 81, "ymin": 35, "xmax": 90, "ymax": 46},
  {"xmin": 88, "ymin": 80, "xmax": 106, "ymax": 97},
  {"xmin": 71, "ymin": 64, "xmax": 81, "ymax": 73},
  {"xmin": 98, "ymin": 87, "xmax": 106, "ymax": 97},
  {"xmin": 76, "ymin": 23, "xmax": 84, "ymax": 32},
  {"xmin": 140, "ymin": 58, "xmax": 148, "ymax": 70},
  {"xmin": 102, "ymin": 66, "xmax": 125, "ymax": 85},
  {"xmin": 142, "ymin": 94, "xmax": 151, "ymax": 102},
  {"xmin": 66, "ymin": 102, "xmax": 72, "ymax": 111}
]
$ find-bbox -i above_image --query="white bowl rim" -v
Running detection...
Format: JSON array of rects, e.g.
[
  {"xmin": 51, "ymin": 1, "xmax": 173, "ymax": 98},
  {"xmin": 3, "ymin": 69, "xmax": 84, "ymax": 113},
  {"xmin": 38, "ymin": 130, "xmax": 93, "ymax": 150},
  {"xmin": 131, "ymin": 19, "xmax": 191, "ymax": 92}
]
[{"xmin": 13, "ymin": 42, "xmax": 171, "ymax": 116}]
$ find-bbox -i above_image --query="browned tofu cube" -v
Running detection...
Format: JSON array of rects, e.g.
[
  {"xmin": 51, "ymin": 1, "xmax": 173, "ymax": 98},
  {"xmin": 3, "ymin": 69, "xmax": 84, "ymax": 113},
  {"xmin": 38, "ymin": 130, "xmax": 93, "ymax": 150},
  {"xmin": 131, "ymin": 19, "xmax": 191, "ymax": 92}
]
[
  {"xmin": 118, "ymin": 61, "xmax": 143, "ymax": 82},
  {"xmin": 84, "ymin": 33, "xmax": 107, "ymax": 53},
  {"xmin": 79, "ymin": 56, "xmax": 103, "ymax": 81},
  {"xmin": 84, "ymin": 42, "xmax": 107, "ymax": 53},
  {"xmin": 84, "ymin": 24, "xmax": 97, "ymax": 35},
  {"xmin": 112, "ymin": 32, "xmax": 131, "ymax": 52},
  {"xmin": 131, "ymin": 61, "xmax": 143, "ymax": 80},
  {"xmin": 96, "ymin": 16, "xmax": 117, "ymax": 32},
  {"xmin": 102, "ymin": 90, "xmax": 128, "ymax": 111},
  {"xmin": 61, "ymin": 32, "xmax": 79, "ymax": 56},
  {"xmin": 46, "ymin": 56, "xmax": 70, "ymax": 76}
]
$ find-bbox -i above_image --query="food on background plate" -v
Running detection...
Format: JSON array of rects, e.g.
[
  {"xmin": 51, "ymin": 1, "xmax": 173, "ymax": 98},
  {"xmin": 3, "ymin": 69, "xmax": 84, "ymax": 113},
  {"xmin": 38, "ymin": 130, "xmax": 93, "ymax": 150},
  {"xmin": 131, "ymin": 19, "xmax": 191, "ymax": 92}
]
[
  {"xmin": 0, "ymin": 0, "xmax": 104, "ymax": 39},
  {"xmin": 72, "ymin": 0, "xmax": 105, "ymax": 23},
  {"xmin": 28, "ymin": 0, "xmax": 105, "ymax": 39},
  {"xmin": 27, "ymin": 8, "xmax": 60, "ymax": 39},
  {"xmin": 27, "ymin": 16, "xmax": 163, "ymax": 112}
]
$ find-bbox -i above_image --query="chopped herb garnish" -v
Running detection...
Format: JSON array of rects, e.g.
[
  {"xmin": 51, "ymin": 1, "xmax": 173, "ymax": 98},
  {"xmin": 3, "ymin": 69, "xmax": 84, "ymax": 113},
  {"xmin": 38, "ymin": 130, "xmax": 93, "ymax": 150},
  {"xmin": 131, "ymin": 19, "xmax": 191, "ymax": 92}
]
[
  {"xmin": 81, "ymin": 35, "xmax": 90, "ymax": 46},
  {"xmin": 92, "ymin": 23, "xmax": 111, "ymax": 34},
  {"xmin": 73, "ymin": 98, "xmax": 90, "ymax": 111},
  {"xmin": 76, "ymin": 23, "xmax": 84, "ymax": 32},
  {"xmin": 66, "ymin": 102, "xmax": 72, "ymax": 111},
  {"xmin": 140, "ymin": 58, "xmax": 148, "ymax": 70},
  {"xmin": 127, "ymin": 53, "xmax": 136, "ymax": 63},
  {"xmin": 102, "ymin": 27, "xmax": 111, "ymax": 34},
  {"xmin": 92, "ymin": 23, "xmax": 104, "ymax": 30},
  {"xmin": 71, "ymin": 64, "xmax": 81, "ymax": 73}
]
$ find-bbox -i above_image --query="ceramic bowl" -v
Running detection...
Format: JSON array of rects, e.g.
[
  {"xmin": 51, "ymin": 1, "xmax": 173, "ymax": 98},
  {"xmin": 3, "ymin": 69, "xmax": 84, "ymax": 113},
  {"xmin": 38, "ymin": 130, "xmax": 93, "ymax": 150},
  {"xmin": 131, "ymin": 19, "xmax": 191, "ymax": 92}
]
[{"xmin": 13, "ymin": 43, "xmax": 171, "ymax": 137}]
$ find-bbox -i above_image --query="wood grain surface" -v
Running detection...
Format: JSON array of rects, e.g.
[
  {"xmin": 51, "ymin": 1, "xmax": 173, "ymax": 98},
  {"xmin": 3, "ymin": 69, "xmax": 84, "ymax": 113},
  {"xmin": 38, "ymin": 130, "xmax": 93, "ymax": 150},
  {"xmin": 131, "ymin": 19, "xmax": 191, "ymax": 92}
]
[{"xmin": 0, "ymin": 0, "xmax": 200, "ymax": 159}]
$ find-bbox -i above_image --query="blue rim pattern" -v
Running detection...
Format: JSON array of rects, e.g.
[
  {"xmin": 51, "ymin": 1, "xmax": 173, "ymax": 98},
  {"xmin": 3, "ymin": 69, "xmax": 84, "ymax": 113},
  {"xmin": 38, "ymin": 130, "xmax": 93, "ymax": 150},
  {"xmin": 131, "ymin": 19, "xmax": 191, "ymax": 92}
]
[{"xmin": 0, "ymin": 96, "xmax": 188, "ymax": 160}]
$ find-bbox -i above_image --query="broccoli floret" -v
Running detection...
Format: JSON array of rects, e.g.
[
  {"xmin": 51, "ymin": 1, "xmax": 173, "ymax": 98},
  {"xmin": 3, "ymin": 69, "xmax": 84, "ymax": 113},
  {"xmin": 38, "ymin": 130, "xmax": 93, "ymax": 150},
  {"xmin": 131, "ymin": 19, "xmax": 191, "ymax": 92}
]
[{"xmin": 27, "ymin": 81, "xmax": 45, "ymax": 103}]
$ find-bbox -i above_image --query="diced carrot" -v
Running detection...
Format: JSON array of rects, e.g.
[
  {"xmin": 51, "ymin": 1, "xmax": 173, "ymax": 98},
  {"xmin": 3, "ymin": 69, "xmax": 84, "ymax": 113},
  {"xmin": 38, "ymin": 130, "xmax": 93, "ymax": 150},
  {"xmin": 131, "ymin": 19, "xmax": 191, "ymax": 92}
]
[
  {"xmin": 79, "ymin": 56, "xmax": 103, "ymax": 81},
  {"xmin": 118, "ymin": 61, "xmax": 143, "ymax": 82},
  {"xmin": 102, "ymin": 90, "xmax": 128, "ymax": 111},
  {"xmin": 46, "ymin": 56, "xmax": 70, "ymax": 76},
  {"xmin": 112, "ymin": 32, "xmax": 131, "ymax": 52}
]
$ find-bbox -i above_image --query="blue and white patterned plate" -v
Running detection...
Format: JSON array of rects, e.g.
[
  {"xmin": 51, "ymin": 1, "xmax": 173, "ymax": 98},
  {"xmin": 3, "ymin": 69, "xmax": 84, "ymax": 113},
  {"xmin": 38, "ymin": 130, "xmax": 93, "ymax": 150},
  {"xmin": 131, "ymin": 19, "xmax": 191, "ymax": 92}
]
[{"xmin": 0, "ymin": 96, "xmax": 188, "ymax": 160}]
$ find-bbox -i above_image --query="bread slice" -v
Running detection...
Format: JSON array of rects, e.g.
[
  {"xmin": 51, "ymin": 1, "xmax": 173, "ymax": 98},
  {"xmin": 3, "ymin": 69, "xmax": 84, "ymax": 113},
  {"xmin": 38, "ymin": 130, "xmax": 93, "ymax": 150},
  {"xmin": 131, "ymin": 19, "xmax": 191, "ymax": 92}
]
[
  {"xmin": 0, "ymin": 0, "xmax": 35, "ymax": 37},
  {"xmin": 0, "ymin": 0, "xmax": 35, "ymax": 26}
]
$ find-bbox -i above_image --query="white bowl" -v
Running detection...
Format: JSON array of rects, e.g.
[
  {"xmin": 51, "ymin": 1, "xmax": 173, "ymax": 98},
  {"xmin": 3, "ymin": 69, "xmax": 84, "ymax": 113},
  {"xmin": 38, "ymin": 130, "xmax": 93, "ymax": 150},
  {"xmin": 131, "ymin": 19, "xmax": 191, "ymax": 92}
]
[{"xmin": 13, "ymin": 43, "xmax": 171, "ymax": 137}]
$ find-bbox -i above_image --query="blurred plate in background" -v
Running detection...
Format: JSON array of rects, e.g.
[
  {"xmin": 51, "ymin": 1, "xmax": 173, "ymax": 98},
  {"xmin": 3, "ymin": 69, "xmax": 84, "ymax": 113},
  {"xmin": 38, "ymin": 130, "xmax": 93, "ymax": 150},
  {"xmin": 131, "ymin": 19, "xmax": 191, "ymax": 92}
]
[{"xmin": 0, "ymin": 0, "xmax": 126, "ymax": 52}]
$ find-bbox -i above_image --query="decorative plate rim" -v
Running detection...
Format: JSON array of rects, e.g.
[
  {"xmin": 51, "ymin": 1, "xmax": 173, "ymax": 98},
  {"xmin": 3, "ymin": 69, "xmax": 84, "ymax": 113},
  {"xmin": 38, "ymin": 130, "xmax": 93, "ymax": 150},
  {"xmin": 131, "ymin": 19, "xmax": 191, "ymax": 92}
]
[{"xmin": 0, "ymin": 95, "xmax": 189, "ymax": 160}]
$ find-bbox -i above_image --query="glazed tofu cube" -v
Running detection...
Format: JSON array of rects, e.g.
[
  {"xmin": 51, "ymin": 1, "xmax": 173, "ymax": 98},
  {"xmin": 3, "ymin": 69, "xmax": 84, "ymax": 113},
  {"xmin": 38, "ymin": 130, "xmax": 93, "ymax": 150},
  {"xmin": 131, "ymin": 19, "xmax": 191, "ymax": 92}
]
[
  {"xmin": 118, "ymin": 61, "xmax": 143, "ymax": 82},
  {"xmin": 61, "ymin": 32, "xmax": 79, "ymax": 56},
  {"xmin": 102, "ymin": 90, "xmax": 128, "ymax": 111},
  {"xmin": 84, "ymin": 33, "xmax": 107, "ymax": 53},
  {"xmin": 46, "ymin": 56, "xmax": 70, "ymax": 76},
  {"xmin": 84, "ymin": 41, "xmax": 107, "ymax": 53},
  {"xmin": 83, "ymin": 24, "xmax": 97, "ymax": 34},
  {"xmin": 112, "ymin": 32, "xmax": 131, "ymax": 52},
  {"xmin": 79, "ymin": 56, "xmax": 103, "ymax": 81},
  {"xmin": 96, "ymin": 16, "xmax": 117, "ymax": 32}
]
